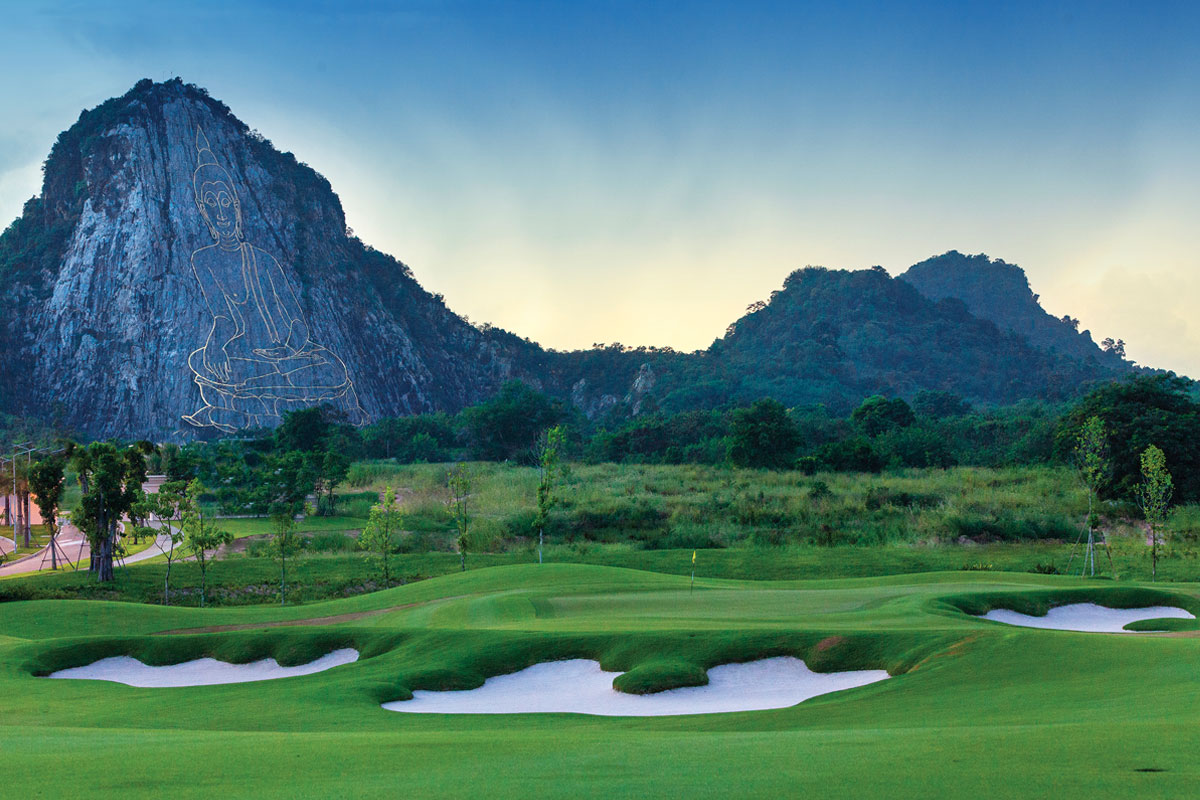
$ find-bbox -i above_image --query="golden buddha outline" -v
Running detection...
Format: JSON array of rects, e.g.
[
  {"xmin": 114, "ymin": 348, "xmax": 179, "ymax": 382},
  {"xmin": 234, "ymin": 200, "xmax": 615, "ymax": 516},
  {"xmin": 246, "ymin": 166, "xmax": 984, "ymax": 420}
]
[{"xmin": 183, "ymin": 126, "xmax": 366, "ymax": 433}]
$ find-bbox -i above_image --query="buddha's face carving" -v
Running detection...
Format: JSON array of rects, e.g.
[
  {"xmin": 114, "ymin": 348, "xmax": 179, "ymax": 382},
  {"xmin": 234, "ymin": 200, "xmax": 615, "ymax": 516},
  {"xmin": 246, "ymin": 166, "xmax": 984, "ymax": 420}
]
[
  {"xmin": 198, "ymin": 177, "xmax": 240, "ymax": 239},
  {"xmin": 193, "ymin": 127, "xmax": 243, "ymax": 242}
]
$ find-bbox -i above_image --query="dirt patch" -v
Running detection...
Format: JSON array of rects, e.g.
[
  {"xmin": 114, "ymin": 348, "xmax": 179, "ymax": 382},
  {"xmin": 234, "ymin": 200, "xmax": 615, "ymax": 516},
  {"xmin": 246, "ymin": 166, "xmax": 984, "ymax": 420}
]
[
  {"xmin": 1144, "ymin": 629, "xmax": 1200, "ymax": 639},
  {"xmin": 815, "ymin": 635, "xmax": 845, "ymax": 652},
  {"xmin": 218, "ymin": 533, "xmax": 269, "ymax": 558},
  {"xmin": 910, "ymin": 634, "xmax": 980, "ymax": 672}
]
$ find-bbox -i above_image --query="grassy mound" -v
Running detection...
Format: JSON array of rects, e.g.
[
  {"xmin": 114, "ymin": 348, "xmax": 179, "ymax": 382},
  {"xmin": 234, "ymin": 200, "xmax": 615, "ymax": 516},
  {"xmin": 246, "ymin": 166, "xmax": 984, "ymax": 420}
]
[
  {"xmin": 1123, "ymin": 617, "xmax": 1200, "ymax": 632},
  {"xmin": 613, "ymin": 660, "xmax": 708, "ymax": 694}
]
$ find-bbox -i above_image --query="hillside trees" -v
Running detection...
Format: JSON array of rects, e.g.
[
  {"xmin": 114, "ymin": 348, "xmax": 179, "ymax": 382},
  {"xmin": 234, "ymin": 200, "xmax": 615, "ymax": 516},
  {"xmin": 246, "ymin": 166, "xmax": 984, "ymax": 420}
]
[
  {"xmin": 461, "ymin": 380, "xmax": 565, "ymax": 461},
  {"xmin": 1056, "ymin": 375, "xmax": 1200, "ymax": 501},
  {"xmin": 728, "ymin": 398, "xmax": 802, "ymax": 469}
]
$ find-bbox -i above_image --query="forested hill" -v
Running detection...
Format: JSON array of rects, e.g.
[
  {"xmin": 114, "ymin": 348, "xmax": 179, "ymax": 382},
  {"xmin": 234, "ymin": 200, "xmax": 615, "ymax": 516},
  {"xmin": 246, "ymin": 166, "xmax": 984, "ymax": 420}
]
[
  {"xmin": 652, "ymin": 265, "xmax": 1131, "ymax": 414},
  {"xmin": 0, "ymin": 79, "xmax": 1138, "ymax": 438}
]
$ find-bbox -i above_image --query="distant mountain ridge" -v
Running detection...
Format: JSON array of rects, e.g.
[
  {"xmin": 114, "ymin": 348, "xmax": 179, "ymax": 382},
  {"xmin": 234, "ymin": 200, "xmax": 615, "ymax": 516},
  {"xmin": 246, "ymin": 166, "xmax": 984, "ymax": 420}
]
[{"xmin": 0, "ymin": 79, "xmax": 1136, "ymax": 438}]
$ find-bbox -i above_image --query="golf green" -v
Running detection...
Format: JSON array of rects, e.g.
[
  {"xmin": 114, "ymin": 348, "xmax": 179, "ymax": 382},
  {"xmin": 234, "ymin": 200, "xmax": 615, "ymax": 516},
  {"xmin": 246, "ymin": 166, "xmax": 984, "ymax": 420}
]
[{"xmin": 2, "ymin": 563, "xmax": 1197, "ymax": 798}]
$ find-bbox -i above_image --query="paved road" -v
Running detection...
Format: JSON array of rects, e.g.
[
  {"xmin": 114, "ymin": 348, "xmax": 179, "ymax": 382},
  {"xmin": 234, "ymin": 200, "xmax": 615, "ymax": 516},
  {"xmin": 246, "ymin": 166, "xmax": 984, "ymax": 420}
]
[
  {"xmin": 0, "ymin": 521, "xmax": 176, "ymax": 577},
  {"xmin": 0, "ymin": 476, "xmax": 173, "ymax": 576}
]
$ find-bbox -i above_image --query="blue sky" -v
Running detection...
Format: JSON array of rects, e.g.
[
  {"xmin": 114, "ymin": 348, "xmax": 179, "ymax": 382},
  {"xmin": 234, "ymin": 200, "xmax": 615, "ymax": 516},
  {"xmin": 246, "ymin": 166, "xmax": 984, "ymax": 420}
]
[{"xmin": 2, "ymin": 1, "xmax": 1199, "ymax": 371}]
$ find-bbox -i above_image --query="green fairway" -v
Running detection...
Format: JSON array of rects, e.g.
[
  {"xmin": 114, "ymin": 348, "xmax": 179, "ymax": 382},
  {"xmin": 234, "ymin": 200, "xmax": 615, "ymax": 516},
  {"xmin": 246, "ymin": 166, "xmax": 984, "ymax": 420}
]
[{"xmin": 2, "ymin": 561, "xmax": 1199, "ymax": 798}]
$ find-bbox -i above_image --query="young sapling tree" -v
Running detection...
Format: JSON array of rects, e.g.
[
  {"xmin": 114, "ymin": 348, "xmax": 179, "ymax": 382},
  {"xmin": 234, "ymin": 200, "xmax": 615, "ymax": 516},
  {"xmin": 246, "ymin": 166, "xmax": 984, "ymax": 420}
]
[
  {"xmin": 1137, "ymin": 444, "xmax": 1173, "ymax": 582},
  {"xmin": 360, "ymin": 486, "xmax": 403, "ymax": 587},
  {"xmin": 181, "ymin": 479, "xmax": 232, "ymax": 607},
  {"xmin": 151, "ymin": 481, "xmax": 188, "ymax": 604},
  {"xmin": 1068, "ymin": 415, "xmax": 1113, "ymax": 577},
  {"xmin": 270, "ymin": 503, "xmax": 304, "ymax": 605},
  {"xmin": 447, "ymin": 464, "xmax": 472, "ymax": 572},
  {"xmin": 533, "ymin": 425, "xmax": 566, "ymax": 564}
]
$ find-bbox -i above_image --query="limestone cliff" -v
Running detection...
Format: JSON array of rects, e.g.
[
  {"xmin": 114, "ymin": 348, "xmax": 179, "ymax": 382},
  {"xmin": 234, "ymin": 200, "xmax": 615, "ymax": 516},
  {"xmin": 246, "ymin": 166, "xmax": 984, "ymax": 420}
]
[{"xmin": 0, "ymin": 79, "xmax": 573, "ymax": 437}]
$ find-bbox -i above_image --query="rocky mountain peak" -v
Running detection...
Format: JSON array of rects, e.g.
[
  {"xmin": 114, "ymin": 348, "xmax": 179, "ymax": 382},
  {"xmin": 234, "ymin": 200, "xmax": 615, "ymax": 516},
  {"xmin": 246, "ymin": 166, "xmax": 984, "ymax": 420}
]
[
  {"xmin": 900, "ymin": 251, "xmax": 1125, "ymax": 364},
  {"xmin": 2, "ymin": 78, "xmax": 535, "ymax": 438}
]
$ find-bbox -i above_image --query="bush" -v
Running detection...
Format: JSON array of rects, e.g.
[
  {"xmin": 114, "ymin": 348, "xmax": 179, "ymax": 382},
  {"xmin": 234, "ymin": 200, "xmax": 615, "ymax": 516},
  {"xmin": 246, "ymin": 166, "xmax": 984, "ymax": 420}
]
[
  {"xmin": 946, "ymin": 513, "xmax": 1075, "ymax": 542},
  {"xmin": 816, "ymin": 438, "xmax": 883, "ymax": 473},
  {"xmin": 863, "ymin": 487, "xmax": 941, "ymax": 511},
  {"xmin": 566, "ymin": 501, "xmax": 669, "ymax": 535}
]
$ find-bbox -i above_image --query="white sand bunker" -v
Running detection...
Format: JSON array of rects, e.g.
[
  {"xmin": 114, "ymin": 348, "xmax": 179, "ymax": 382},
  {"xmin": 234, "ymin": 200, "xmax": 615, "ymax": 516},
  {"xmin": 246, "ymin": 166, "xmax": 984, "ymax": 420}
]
[
  {"xmin": 981, "ymin": 603, "xmax": 1194, "ymax": 633},
  {"xmin": 383, "ymin": 657, "xmax": 889, "ymax": 716},
  {"xmin": 48, "ymin": 648, "xmax": 358, "ymax": 687}
]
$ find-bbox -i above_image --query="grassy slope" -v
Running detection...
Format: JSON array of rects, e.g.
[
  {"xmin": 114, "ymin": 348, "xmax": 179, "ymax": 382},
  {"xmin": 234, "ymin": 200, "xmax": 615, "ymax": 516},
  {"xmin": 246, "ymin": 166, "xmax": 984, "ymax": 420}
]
[
  {"xmin": 2, "ymin": 563, "xmax": 1199, "ymax": 798},
  {"xmin": 8, "ymin": 537, "xmax": 1200, "ymax": 605}
]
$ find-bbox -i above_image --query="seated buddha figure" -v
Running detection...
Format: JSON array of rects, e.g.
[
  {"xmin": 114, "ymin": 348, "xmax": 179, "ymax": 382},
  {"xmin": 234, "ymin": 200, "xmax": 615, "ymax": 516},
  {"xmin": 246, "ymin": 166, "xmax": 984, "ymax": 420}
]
[{"xmin": 183, "ymin": 127, "xmax": 366, "ymax": 433}]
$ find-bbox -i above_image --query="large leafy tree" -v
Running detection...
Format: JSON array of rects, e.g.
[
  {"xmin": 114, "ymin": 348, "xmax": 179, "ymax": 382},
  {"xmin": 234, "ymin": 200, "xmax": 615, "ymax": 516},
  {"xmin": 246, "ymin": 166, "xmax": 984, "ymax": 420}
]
[
  {"xmin": 275, "ymin": 406, "xmax": 336, "ymax": 453},
  {"xmin": 461, "ymin": 381, "xmax": 565, "ymax": 462},
  {"xmin": 728, "ymin": 398, "xmax": 802, "ymax": 469},
  {"xmin": 313, "ymin": 448, "xmax": 350, "ymax": 516},
  {"xmin": 27, "ymin": 453, "xmax": 66, "ymax": 569},
  {"xmin": 71, "ymin": 441, "xmax": 153, "ymax": 582},
  {"xmin": 1056, "ymin": 375, "xmax": 1200, "ymax": 501},
  {"xmin": 851, "ymin": 395, "xmax": 916, "ymax": 437}
]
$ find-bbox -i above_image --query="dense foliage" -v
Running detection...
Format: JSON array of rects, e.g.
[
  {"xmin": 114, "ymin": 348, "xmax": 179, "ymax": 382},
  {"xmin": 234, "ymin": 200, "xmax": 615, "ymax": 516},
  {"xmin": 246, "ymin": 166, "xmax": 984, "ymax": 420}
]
[{"xmin": 1055, "ymin": 374, "xmax": 1200, "ymax": 502}]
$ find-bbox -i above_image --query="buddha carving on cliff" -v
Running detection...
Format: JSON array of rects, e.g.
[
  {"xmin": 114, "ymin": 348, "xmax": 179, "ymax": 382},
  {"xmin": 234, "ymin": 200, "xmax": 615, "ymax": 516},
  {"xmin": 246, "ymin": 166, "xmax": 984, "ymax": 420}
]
[{"xmin": 183, "ymin": 126, "xmax": 366, "ymax": 433}]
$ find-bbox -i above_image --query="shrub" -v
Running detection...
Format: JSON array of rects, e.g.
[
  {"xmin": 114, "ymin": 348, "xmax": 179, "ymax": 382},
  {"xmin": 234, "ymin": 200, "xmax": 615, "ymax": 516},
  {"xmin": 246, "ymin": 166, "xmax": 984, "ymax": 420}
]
[{"xmin": 864, "ymin": 487, "xmax": 941, "ymax": 511}]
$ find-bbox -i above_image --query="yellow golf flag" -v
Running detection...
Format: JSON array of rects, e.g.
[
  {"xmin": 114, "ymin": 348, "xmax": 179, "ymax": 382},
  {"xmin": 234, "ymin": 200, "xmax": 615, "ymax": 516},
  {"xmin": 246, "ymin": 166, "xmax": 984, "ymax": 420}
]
[{"xmin": 692, "ymin": 550, "xmax": 696, "ymax": 564}]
